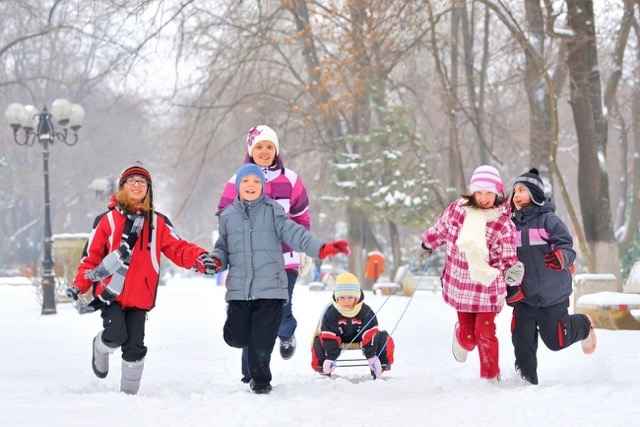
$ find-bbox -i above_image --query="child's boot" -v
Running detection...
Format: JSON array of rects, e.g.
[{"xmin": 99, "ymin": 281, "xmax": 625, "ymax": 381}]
[
  {"xmin": 120, "ymin": 358, "xmax": 145, "ymax": 395},
  {"xmin": 581, "ymin": 315, "xmax": 597, "ymax": 354},
  {"xmin": 452, "ymin": 322, "xmax": 473, "ymax": 363},
  {"xmin": 92, "ymin": 331, "xmax": 114, "ymax": 378}
]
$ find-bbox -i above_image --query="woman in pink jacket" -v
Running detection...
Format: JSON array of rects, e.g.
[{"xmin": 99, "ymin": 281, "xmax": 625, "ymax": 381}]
[{"xmin": 417, "ymin": 165, "xmax": 524, "ymax": 382}]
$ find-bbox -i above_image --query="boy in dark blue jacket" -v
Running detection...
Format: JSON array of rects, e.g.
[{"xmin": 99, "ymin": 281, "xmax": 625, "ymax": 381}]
[{"xmin": 509, "ymin": 169, "xmax": 597, "ymax": 385}]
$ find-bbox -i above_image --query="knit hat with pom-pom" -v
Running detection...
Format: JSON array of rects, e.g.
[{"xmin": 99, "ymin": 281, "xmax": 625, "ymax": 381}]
[
  {"xmin": 119, "ymin": 161, "xmax": 152, "ymax": 188},
  {"xmin": 333, "ymin": 272, "xmax": 363, "ymax": 300},
  {"xmin": 513, "ymin": 168, "xmax": 545, "ymax": 206}
]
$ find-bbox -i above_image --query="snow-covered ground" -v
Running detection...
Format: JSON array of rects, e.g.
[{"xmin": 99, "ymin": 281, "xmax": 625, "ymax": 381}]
[{"xmin": 2, "ymin": 276, "xmax": 639, "ymax": 426}]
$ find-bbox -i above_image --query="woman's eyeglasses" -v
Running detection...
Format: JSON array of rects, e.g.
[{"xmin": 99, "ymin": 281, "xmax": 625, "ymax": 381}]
[{"xmin": 125, "ymin": 177, "xmax": 148, "ymax": 187}]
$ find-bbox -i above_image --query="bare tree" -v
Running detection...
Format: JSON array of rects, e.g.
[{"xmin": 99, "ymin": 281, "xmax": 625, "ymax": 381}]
[{"xmin": 565, "ymin": 0, "xmax": 619, "ymax": 277}]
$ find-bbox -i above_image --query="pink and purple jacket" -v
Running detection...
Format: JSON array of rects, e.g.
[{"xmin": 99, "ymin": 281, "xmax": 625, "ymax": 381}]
[
  {"xmin": 217, "ymin": 157, "xmax": 311, "ymax": 270},
  {"xmin": 421, "ymin": 199, "xmax": 520, "ymax": 313}
]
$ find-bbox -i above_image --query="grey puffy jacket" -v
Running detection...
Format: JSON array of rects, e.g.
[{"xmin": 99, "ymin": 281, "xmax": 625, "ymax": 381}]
[{"xmin": 213, "ymin": 194, "xmax": 324, "ymax": 302}]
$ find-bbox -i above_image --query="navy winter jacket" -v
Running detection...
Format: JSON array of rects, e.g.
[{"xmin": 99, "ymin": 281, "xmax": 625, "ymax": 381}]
[{"xmin": 511, "ymin": 199, "xmax": 576, "ymax": 307}]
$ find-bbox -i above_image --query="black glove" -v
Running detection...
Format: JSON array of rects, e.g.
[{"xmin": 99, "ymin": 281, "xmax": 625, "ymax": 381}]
[
  {"xmin": 65, "ymin": 285, "xmax": 81, "ymax": 301},
  {"xmin": 506, "ymin": 286, "xmax": 524, "ymax": 307},
  {"xmin": 416, "ymin": 243, "xmax": 432, "ymax": 261},
  {"xmin": 75, "ymin": 298, "xmax": 107, "ymax": 315}
]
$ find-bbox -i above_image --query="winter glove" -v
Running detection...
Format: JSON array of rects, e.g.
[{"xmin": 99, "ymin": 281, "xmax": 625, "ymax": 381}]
[
  {"xmin": 77, "ymin": 300, "xmax": 100, "ymax": 314},
  {"xmin": 416, "ymin": 243, "xmax": 432, "ymax": 261},
  {"xmin": 544, "ymin": 249, "xmax": 565, "ymax": 271},
  {"xmin": 506, "ymin": 285, "xmax": 524, "ymax": 307},
  {"xmin": 322, "ymin": 359, "xmax": 336, "ymax": 375},
  {"xmin": 504, "ymin": 262, "xmax": 524, "ymax": 285},
  {"xmin": 194, "ymin": 253, "xmax": 219, "ymax": 275},
  {"xmin": 299, "ymin": 253, "xmax": 313, "ymax": 277},
  {"xmin": 368, "ymin": 356, "xmax": 383, "ymax": 376},
  {"xmin": 65, "ymin": 285, "xmax": 81, "ymax": 301},
  {"xmin": 319, "ymin": 240, "xmax": 350, "ymax": 259}
]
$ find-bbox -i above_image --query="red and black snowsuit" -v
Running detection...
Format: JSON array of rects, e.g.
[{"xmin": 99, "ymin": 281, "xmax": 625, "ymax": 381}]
[{"xmin": 311, "ymin": 296, "xmax": 395, "ymax": 373}]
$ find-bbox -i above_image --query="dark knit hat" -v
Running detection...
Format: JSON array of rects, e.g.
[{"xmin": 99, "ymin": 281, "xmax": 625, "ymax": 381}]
[
  {"xmin": 235, "ymin": 163, "xmax": 266, "ymax": 194},
  {"xmin": 119, "ymin": 161, "xmax": 152, "ymax": 188},
  {"xmin": 513, "ymin": 168, "xmax": 545, "ymax": 206}
]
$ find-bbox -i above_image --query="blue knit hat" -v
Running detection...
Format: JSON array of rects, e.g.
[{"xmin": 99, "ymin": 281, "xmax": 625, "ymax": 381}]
[{"xmin": 235, "ymin": 163, "xmax": 266, "ymax": 194}]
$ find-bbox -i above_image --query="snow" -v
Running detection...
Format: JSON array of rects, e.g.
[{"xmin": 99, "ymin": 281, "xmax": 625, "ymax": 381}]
[{"xmin": 2, "ymin": 277, "xmax": 640, "ymax": 426}]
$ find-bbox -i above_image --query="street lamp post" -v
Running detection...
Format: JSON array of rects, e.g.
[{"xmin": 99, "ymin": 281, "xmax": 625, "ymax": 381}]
[{"xmin": 5, "ymin": 99, "xmax": 85, "ymax": 315}]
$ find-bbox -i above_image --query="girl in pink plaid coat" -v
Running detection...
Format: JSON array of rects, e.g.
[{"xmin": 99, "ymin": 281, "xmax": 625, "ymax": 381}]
[{"xmin": 418, "ymin": 165, "xmax": 524, "ymax": 382}]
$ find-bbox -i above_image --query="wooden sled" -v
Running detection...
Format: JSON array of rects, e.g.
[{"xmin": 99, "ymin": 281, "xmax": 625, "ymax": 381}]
[
  {"xmin": 314, "ymin": 304, "xmax": 369, "ymax": 369},
  {"xmin": 335, "ymin": 342, "xmax": 368, "ymax": 368}
]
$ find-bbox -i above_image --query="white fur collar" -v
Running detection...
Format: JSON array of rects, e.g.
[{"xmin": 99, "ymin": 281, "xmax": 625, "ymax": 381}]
[{"xmin": 456, "ymin": 207, "xmax": 501, "ymax": 285}]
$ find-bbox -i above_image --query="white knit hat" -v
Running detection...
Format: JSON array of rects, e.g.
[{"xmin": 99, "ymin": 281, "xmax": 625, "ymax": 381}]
[
  {"xmin": 469, "ymin": 165, "xmax": 504, "ymax": 195},
  {"xmin": 247, "ymin": 125, "xmax": 279, "ymax": 156}
]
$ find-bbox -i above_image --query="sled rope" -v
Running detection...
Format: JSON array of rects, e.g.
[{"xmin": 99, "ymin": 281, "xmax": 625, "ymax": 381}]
[
  {"xmin": 376, "ymin": 256, "xmax": 433, "ymax": 358},
  {"xmin": 335, "ymin": 255, "xmax": 433, "ymax": 361}
]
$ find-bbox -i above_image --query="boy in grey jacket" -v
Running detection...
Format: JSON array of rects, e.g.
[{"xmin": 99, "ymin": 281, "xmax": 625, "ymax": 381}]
[{"xmin": 211, "ymin": 163, "xmax": 349, "ymax": 394}]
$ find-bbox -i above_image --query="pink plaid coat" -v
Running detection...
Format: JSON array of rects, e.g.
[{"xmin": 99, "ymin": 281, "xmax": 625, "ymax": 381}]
[{"xmin": 422, "ymin": 199, "xmax": 519, "ymax": 313}]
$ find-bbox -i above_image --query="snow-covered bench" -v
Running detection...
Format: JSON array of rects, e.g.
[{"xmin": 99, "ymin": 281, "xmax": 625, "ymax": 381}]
[
  {"xmin": 374, "ymin": 265, "xmax": 440, "ymax": 297},
  {"xmin": 574, "ymin": 271, "xmax": 640, "ymax": 330},
  {"xmin": 308, "ymin": 281, "xmax": 328, "ymax": 292},
  {"xmin": 372, "ymin": 281, "xmax": 401, "ymax": 296}
]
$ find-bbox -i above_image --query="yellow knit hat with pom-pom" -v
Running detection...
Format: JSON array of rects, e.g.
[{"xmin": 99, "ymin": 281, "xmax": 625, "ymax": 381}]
[{"xmin": 333, "ymin": 273, "xmax": 361, "ymax": 299}]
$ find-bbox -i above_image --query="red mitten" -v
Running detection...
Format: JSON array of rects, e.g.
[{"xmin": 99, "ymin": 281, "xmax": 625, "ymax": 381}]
[
  {"xmin": 319, "ymin": 240, "xmax": 350, "ymax": 259},
  {"xmin": 544, "ymin": 249, "xmax": 565, "ymax": 271},
  {"xmin": 194, "ymin": 253, "xmax": 222, "ymax": 275}
]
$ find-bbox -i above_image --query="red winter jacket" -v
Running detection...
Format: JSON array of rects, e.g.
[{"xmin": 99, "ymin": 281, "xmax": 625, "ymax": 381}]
[{"xmin": 72, "ymin": 202, "xmax": 207, "ymax": 311}]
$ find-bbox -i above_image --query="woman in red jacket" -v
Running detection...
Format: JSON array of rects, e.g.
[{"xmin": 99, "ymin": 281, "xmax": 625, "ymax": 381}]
[{"xmin": 66, "ymin": 161, "xmax": 216, "ymax": 395}]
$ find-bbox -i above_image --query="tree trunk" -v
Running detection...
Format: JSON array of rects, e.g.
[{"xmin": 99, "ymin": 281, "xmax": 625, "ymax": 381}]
[
  {"xmin": 460, "ymin": 1, "xmax": 489, "ymax": 164},
  {"xmin": 388, "ymin": 220, "xmax": 401, "ymax": 282},
  {"xmin": 524, "ymin": 0, "xmax": 552, "ymax": 170},
  {"xmin": 346, "ymin": 204, "xmax": 366, "ymax": 288},
  {"xmin": 428, "ymin": 1, "xmax": 465, "ymax": 200},
  {"xmin": 618, "ymin": 22, "xmax": 640, "ymax": 254},
  {"xmin": 565, "ymin": 0, "xmax": 619, "ymax": 280}
]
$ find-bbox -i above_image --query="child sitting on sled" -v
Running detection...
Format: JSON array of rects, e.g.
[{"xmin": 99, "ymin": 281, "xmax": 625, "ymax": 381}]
[{"xmin": 311, "ymin": 272, "xmax": 395, "ymax": 377}]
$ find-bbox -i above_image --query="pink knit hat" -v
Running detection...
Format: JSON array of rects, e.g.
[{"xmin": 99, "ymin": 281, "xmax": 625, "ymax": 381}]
[{"xmin": 469, "ymin": 165, "xmax": 504, "ymax": 195}]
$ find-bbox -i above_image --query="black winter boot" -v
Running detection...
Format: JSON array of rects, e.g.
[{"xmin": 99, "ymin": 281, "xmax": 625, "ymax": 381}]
[
  {"xmin": 279, "ymin": 335, "xmax": 296, "ymax": 360},
  {"xmin": 249, "ymin": 379, "xmax": 273, "ymax": 395}
]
